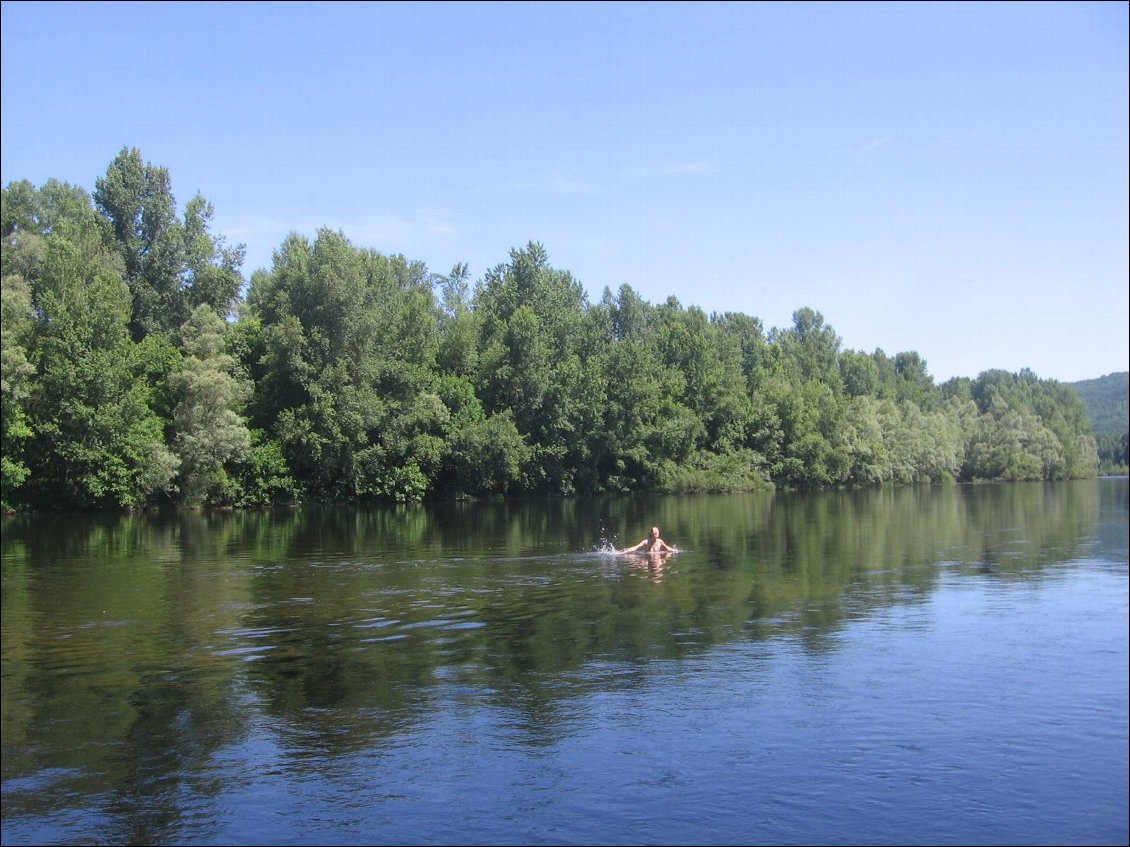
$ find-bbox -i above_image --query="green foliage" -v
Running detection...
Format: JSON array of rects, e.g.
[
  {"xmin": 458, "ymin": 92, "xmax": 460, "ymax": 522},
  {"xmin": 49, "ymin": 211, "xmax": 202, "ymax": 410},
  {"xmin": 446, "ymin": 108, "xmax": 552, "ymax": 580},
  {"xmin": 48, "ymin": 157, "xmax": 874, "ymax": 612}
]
[
  {"xmin": 473, "ymin": 243, "xmax": 592, "ymax": 494},
  {"xmin": 0, "ymin": 152, "xmax": 1109, "ymax": 511},
  {"xmin": 1095, "ymin": 431, "xmax": 1129, "ymax": 474},
  {"xmin": 963, "ymin": 370, "xmax": 1098, "ymax": 480},
  {"xmin": 593, "ymin": 332, "xmax": 662, "ymax": 490},
  {"xmin": 1, "ymin": 260, "xmax": 36, "ymax": 508},
  {"xmin": 171, "ymin": 306, "xmax": 253, "ymax": 505},
  {"xmin": 229, "ymin": 431, "xmax": 301, "ymax": 506},
  {"xmin": 442, "ymin": 410, "xmax": 530, "ymax": 498},
  {"xmin": 770, "ymin": 308, "xmax": 843, "ymax": 387},
  {"xmin": 435, "ymin": 262, "xmax": 480, "ymax": 378},
  {"xmin": 1071, "ymin": 372, "xmax": 1129, "ymax": 435},
  {"xmin": 893, "ymin": 351, "xmax": 940, "ymax": 411},
  {"xmin": 840, "ymin": 349, "xmax": 883, "ymax": 398},
  {"xmin": 657, "ymin": 448, "xmax": 772, "ymax": 493},
  {"xmin": 94, "ymin": 148, "xmax": 243, "ymax": 340},
  {"xmin": 17, "ymin": 237, "xmax": 171, "ymax": 507},
  {"xmin": 244, "ymin": 229, "xmax": 441, "ymax": 501},
  {"xmin": 1071, "ymin": 372, "xmax": 1127, "ymax": 474}
]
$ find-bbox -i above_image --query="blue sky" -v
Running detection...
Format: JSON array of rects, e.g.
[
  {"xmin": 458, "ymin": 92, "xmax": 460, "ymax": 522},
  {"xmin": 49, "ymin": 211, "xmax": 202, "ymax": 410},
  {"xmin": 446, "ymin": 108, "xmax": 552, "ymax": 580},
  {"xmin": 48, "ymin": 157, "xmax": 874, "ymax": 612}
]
[{"xmin": 3, "ymin": 1, "xmax": 1127, "ymax": 384}]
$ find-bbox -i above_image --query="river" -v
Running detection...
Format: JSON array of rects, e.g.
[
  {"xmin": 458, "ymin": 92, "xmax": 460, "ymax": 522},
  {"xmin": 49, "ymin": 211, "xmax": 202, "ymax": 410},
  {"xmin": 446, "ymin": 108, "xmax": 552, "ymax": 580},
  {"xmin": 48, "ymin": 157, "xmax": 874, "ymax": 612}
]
[{"xmin": 2, "ymin": 479, "xmax": 1127, "ymax": 845}]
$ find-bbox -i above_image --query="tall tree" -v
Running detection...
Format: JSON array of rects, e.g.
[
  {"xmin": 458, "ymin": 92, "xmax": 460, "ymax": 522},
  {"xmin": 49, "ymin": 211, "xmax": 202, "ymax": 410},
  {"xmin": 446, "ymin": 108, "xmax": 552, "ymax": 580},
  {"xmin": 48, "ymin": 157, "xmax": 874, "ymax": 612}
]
[
  {"xmin": 893, "ymin": 350, "xmax": 939, "ymax": 410},
  {"xmin": 94, "ymin": 148, "xmax": 244, "ymax": 340},
  {"xmin": 171, "ymin": 305, "xmax": 253, "ymax": 504},
  {"xmin": 0, "ymin": 267, "xmax": 35, "ymax": 507},
  {"xmin": 473, "ymin": 242, "xmax": 592, "ymax": 493},
  {"xmin": 434, "ymin": 262, "xmax": 480, "ymax": 378},
  {"xmin": 762, "ymin": 309, "xmax": 848, "ymax": 485},
  {"xmin": 245, "ymin": 229, "xmax": 440, "ymax": 500},
  {"xmin": 24, "ymin": 233, "xmax": 178, "ymax": 507}
]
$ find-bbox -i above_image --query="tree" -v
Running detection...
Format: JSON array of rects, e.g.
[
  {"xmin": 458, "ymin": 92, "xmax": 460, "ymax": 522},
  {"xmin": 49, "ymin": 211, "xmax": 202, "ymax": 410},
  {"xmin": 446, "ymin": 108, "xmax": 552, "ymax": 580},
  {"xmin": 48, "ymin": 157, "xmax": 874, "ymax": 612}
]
[
  {"xmin": 893, "ymin": 350, "xmax": 939, "ymax": 410},
  {"xmin": 760, "ymin": 309, "xmax": 848, "ymax": 485},
  {"xmin": 94, "ymin": 148, "xmax": 244, "ymax": 340},
  {"xmin": 771, "ymin": 307, "xmax": 843, "ymax": 387},
  {"xmin": 171, "ymin": 306, "xmax": 253, "ymax": 504},
  {"xmin": 244, "ymin": 229, "xmax": 441, "ymax": 501},
  {"xmin": 1, "ymin": 269, "xmax": 35, "ymax": 507},
  {"xmin": 432, "ymin": 374, "xmax": 529, "ymax": 497},
  {"xmin": 434, "ymin": 262, "xmax": 480, "ymax": 378},
  {"xmin": 473, "ymin": 242, "xmax": 593, "ymax": 494},
  {"xmin": 840, "ymin": 349, "xmax": 880, "ymax": 398},
  {"xmin": 24, "ymin": 235, "xmax": 178, "ymax": 507}
]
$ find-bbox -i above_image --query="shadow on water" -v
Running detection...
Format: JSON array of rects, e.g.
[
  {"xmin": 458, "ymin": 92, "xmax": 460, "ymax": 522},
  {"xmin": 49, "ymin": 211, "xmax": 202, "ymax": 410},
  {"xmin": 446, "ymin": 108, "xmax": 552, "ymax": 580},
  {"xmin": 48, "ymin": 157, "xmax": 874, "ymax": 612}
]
[{"xmin": 1, "ymin": 479, "xmax": 1123, "ymax": 844}]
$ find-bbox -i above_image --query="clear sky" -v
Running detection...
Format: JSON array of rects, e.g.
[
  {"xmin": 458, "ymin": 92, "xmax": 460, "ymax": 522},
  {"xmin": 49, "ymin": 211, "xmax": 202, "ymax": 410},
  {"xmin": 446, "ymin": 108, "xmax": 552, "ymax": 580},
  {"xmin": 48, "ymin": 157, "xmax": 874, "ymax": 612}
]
[{"xmin": 2, "ymin": 1, "xmax": 1127, "ymax": 384}]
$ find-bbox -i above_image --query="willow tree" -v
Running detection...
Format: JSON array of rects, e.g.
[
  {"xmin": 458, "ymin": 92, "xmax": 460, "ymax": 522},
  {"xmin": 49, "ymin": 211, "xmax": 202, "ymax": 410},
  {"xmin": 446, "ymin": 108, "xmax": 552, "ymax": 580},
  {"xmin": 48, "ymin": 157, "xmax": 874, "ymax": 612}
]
[
  {"xmin": 171, "ymin": 305, "xmax": 253, "ymax": 504},
  {"xmin": 1, "ymin": 258, "xmax": 35, "ymax": 507}
]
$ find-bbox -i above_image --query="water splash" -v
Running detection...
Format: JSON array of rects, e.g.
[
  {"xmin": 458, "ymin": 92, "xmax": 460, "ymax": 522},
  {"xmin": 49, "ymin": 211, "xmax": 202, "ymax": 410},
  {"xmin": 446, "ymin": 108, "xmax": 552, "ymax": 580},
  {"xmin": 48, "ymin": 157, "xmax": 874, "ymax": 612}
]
[{"xmin": 592, "ymin": 524, "xmax": 621, "ymax": 555}]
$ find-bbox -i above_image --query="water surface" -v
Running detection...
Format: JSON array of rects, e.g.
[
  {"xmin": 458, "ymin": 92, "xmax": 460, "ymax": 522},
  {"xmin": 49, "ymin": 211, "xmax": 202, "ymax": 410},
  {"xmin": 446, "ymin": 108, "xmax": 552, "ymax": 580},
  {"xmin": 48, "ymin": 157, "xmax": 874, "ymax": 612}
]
[{"xmin": 2, "ymin": 480, "xmax": 1127, "ymax": 845}]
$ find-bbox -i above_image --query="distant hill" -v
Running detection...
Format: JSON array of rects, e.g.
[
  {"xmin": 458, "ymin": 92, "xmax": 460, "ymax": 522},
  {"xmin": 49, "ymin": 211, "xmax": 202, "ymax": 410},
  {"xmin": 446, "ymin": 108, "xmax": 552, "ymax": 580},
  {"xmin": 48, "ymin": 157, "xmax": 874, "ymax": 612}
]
[{"xmin": 1072, "ymin": 372, "xmax": 1129, "ymax": 435}]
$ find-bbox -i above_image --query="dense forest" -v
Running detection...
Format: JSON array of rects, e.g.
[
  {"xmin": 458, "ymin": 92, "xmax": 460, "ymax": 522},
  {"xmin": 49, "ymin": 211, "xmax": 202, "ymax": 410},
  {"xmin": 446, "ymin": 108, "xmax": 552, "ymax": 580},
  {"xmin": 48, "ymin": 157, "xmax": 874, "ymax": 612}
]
[
  {"xmin": 0, "ymin": 149, "xmax": 1102, "ymax": 511},
  {"xmin": 1071, "ymin": 372, "xmax": 1129, "ymax": 474}
]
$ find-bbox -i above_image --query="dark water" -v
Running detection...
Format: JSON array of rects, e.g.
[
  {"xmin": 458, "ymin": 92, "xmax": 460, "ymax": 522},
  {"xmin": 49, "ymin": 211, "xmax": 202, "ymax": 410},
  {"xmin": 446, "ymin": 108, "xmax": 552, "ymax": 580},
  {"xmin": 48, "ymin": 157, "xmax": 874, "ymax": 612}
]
[{"xmin": 2, "ymin": 480, "xmax": 1127, "ymax": 846}]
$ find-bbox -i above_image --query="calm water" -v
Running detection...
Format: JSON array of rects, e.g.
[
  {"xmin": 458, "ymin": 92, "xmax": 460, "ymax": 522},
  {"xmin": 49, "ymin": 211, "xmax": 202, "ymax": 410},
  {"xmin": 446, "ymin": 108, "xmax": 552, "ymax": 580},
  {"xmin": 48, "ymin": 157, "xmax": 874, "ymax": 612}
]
[{"xmin": 2, "ymin": 480, "xmax": 1127, "ymax": 846}]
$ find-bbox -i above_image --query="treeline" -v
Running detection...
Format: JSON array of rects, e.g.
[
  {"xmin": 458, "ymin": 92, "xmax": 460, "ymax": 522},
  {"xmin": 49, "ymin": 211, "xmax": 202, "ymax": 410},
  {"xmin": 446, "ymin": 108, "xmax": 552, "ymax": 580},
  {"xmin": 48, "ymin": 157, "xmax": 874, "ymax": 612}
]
[
  {"xmin": 0, "ymin": 149, "xmax": 1100, "ymax": 511},
  {"xmin": 1071, "ymin": 372, "xmax": 1129, "ymax": 474},
  {"xmin": 1095, "ymin": 432, "xmax": 1129, "ymax": 474}
]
